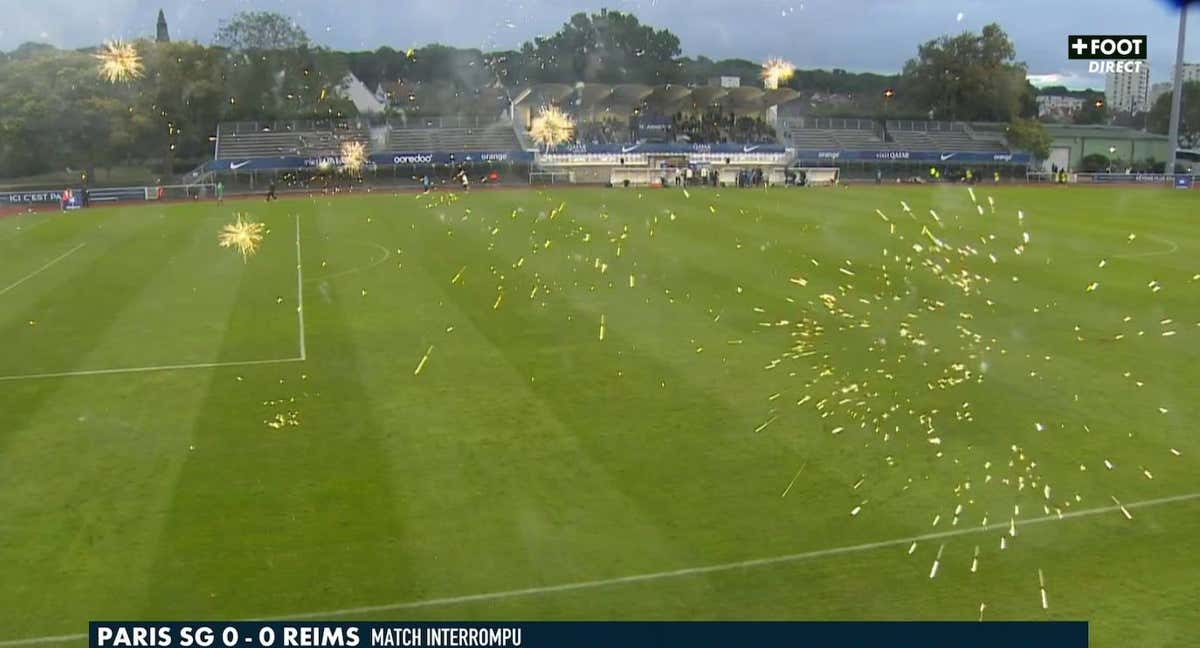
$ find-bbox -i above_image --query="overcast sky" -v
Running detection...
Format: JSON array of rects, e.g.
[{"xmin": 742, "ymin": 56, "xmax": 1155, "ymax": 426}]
[{"xmin": 2, "ymin": 0, "xmax": 1197, "ymax": 88}]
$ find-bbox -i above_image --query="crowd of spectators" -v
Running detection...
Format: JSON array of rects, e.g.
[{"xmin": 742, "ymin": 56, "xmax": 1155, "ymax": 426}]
[
  {"xmin": 672, "ymin": 111, "xmax": 776, "ymax": 144},
  {"xmin": 571, "ymin": 110, "xmax": 779, "ymax": 146},
  {"xmin": 574, "ymin": 118, "xmax": 626, "ymax": 145}
]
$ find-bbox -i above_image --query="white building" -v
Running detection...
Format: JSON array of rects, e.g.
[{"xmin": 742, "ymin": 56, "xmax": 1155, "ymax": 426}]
[
  {"xmin": 337, "ymin": 73, "xmax": 385, "ymax": 115},
  {"xmin": 1149, "ymin": 82, "xmax": 1172, "ymax": 108},
  {"xmin": 1036, "ymin": 95, "xmax": 1084, "ymax": 118},
  {"xmin": 708, "ymin": 76, "xmax": 740, "ymax": 88},
  {"xmin": 1105, "ymin": 63, "xmax": 1150, "ymax": 113},
  {"xmin": 1175, "ymin": 62, "xmax": 1200, "ymax": 83}
]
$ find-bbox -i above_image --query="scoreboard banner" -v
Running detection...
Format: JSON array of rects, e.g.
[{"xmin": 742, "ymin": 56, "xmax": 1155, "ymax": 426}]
[{"xmin": 90, "ymin": 621, "xmax": 1088, "ymax": 648}]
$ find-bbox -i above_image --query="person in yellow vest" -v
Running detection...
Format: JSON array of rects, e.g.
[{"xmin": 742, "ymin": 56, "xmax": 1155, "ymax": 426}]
[{"xmin": 994, "ymin": 170, "xmax": 1001, "ymax": 184}]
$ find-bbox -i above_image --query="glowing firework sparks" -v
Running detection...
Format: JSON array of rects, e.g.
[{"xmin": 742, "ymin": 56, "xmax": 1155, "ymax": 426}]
[
  {"xmin": 761, "ymin": 57, "xmax": 795, "ymax": 89},
  {"xmin": 1038, "ymin": 569, "xmax": 1049, "ymax": 609},
  {"xmin": 217, "ymin": 215, "xmax": 266, "ymax": 261},
  {"xmin": 93, "ymin": 40, "xmax": 143, "ymax": 83},
  {"xmin": 414, "ymin": 345, "xmax": 434, "ymax": 376},
  {"xmin": 529, "ymin": 106, "xmax": 575, "ymax": 151},
  {"xmin": 340, "ymin": 140, "xmax": 367, "ymax": 173}
]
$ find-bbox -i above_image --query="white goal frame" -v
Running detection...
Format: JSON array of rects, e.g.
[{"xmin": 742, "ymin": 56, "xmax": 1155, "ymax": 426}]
[
  {"xmin": 529, "ymin": 170, "xmax": 574, "ymax": 185},
  {"xmin": 795, "ymin": 167, "xmax": 840, "ymax": 186}
]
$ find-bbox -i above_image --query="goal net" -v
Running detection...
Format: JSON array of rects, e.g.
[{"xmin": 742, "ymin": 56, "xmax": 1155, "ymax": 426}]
[
  {"xmin": 81, "ymin": 184, "xmax": 216, "ymax": 204},
  {"xmin": 156, "ymin": 183, "xmax": 218, "ymax": 201},
  {"xmin": 610, "ymin": 167, "xmax": 666, "ymax": 187},
  {"xmin": 530, "ymin": 170, "xmax": 573, "ymax": 185},
  {"xmin": 795, "ymin": 167, "xmax": 840, "ymax": 186}
]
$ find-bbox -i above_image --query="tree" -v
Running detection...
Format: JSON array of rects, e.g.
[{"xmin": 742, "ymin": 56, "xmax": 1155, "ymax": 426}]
[
  {"xmin": 1081, "ymin": 153, "xmax": 1110, "ymax": 172},
  {"xmin": 1073, "ymin": 96, "xmax": 1108, "ymax": 124},
  {"xmin": 215, "ymin": 11, "xmax": 309, "ymax": 51},
  {"xmin": 898, "ymin": 23, "xmax": 1027, "ymax": 121},
  {"xmin": 0, "ymin": 47, "xmax": 134, "ymax": 179},
  {"xmin": 1017, "ymin": 81, "xmax": 1039, "ymax": 119},
  {"xmin": 10, "ymin": 42, "xmax": 57, "ymax": 59},
  {"xmin": 1005, "ymin": 118, "xmax": 1051, "ymax": 160},
  {"xmin": 1147, "ymin": 81, "xmax": 1200, "ymax": 148},
  {"xmin": 514, "ymin": 10, "xmax": 681, "ymax": 84},
  {"xmin": 135, "ymin": 40, "xmax": 227, "ymax": 176}
]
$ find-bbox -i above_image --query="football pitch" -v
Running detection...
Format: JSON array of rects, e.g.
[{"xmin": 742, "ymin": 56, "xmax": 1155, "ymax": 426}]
[{"xmin": 0, "ymin": 185, "xmax": 1196, "ymax": 646}]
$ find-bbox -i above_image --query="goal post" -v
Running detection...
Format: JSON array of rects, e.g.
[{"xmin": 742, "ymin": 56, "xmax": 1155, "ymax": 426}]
[
  {"xmin": 794, "ymin": 167, "xmax": 840, "ymax": 186},
  {"xmin": 530, "ymin": 170, "xmax": 573, "ymax": 185},
  {"xmin": 155, "ymin": 183, "xmax": 218, "ymax": 201},
  {"xmin": 609, "ymin": 167, "xmax": 664, "ymax": 187}
]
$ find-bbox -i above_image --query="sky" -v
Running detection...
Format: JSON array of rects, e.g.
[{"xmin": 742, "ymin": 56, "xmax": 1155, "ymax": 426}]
[{"xmin": 1, "ymin": 0, "xmax": 1198, "ymax": 89}]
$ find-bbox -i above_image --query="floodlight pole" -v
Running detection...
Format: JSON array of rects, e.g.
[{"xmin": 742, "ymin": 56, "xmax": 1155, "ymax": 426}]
[{"xmin": 1166, "ymin": 4, "xmax": 1188, "ymax": 174}]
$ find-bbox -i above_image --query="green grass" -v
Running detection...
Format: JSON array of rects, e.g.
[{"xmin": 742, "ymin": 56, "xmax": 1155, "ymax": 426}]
[{"xmin": 0, "ymin": 185, "xmax": 1197, "ymax": 646}]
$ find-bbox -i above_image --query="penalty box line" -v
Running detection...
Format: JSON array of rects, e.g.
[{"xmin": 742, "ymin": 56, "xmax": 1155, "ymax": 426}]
[
  {"xmin": 0, "ymin": 243, "xmax": 87, "ymax": 297},
  {"xmin": 295, "ymin": 213, "xmax": 306, "ymax": 361},
  {"xmin": 1, "ymin": 491, "xmax": 1197, "ymax": 646},
  {"xmin": 0, "ymin": 357, "xmax": 304, "ymax": 382},
  {"xmin": 0, "ymin": 216, "xmax": 308, "ymax": 383}
]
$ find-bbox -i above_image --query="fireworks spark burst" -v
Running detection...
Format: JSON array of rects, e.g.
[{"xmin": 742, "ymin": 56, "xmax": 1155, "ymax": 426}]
[
  {"xmin": 529, "ymin": 106, "xmax": 575, "ymax": 151},
  {"xmin": 761, "ymin": 57, "xmax": 795, "ymax": 89},
  {"xmin": 93, "ymin": 40, "xmax": 144, "ymax": 83},
  {"xmin": 218, "ymin": 215, "xmax": 267, "ymax": 262},
  {"xmin": 340, "ymin": 140, "xmax": 367, "ymax": 173}
]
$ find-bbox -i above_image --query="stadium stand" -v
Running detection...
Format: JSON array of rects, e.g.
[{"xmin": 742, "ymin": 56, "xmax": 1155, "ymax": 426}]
[
  {"xmin": 216, "ymin": 118, "xmax": 522, "ymax": 159},
  {"xmin": 384, "ymin": 122, "xmax": 521, "ymax": 152},
  {"xmin": 832, "ymin": 129, "xmax": 885, "ymax": 149},
  {"xmin": 575, "ymin": 119, "xmax": 625, "ymax": 145},
  {"xmin": 216, "ymin": 121, "xmax": 369, "ymax": 159},
  {"xmin": 886, "ymin": 120, "xmax": 1007, "ymax": 152},
  {"xmin": 786, "ymin": 126, "xmax": 839, "ymax": 149},
  {"xmin": 778, "ymin": 116, "xmax": 1012, "ymax": 153},
  {"xmin": 887, "ymin": 130, "xmax": 936, "ymax": 149},
  {"xmin": 385, "ymin": 128, "xmax": 436, "ymax": 152}
]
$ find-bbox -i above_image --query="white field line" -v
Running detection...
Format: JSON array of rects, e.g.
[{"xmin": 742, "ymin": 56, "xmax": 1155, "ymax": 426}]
[
  {"xmin": 0, "ymin": 243, "xmax": 86, "ymax": 297},
  {"xmin": 0, "ymin": 216, "xmax": 309, "ymax": 382},
  {"xmin": 295, "ymin": 213, "xmax": 306, "ymax": 361},
  {"xmin": 1, "ymin": 490, "xmax": 1196, "ymax": 646},
  {"xmin": 304, "ymin": 242, "xmax": 390, "ymax": 284},
  {"xmin": 1114, "ymin": 234, "xmax": 1180, "ymax": 259},
  {"xmin": 0, "ymin": 357, "xmax": 304, "ymax": 382},
  {"xmin": 0, "ymin": 636, "xmax": 85, "ymax": 648},
  {"xmin": 264, "ymin": 490, "xmax": 1200, "ymax": 619}
]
